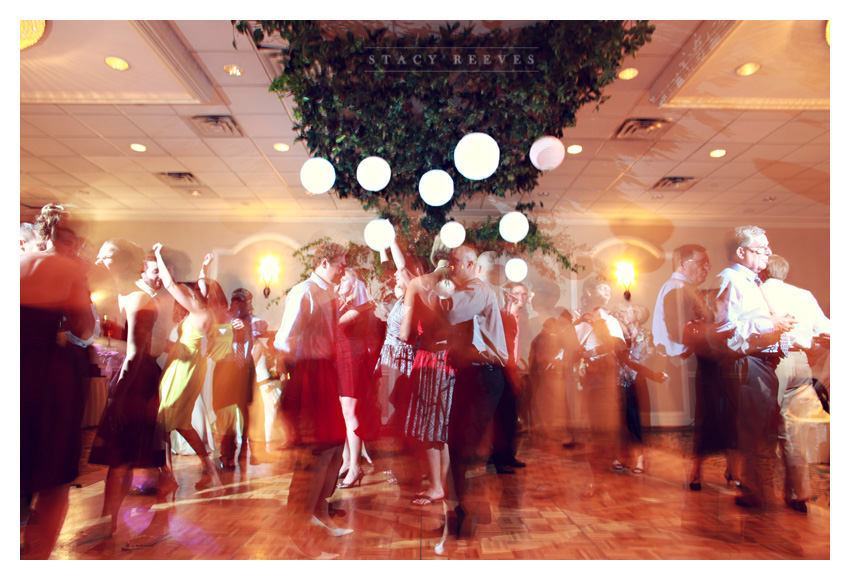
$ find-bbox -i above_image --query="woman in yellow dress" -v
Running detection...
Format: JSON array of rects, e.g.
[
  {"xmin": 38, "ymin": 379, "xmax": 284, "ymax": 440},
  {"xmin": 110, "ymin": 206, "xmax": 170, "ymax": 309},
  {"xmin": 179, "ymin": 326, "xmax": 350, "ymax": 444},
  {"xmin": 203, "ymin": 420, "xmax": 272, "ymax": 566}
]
[{"xmin": 153, "ymin": 244, "xmax": 226, "ymax": 491}]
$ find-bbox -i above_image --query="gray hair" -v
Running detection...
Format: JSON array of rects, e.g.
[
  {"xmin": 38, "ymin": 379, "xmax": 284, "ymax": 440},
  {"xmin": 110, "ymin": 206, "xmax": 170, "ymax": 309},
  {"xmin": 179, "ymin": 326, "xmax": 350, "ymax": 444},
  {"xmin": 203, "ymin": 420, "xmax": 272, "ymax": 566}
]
[{"xmin": 726, "ymin": 225, "xmax": 765, "ymax": 260}]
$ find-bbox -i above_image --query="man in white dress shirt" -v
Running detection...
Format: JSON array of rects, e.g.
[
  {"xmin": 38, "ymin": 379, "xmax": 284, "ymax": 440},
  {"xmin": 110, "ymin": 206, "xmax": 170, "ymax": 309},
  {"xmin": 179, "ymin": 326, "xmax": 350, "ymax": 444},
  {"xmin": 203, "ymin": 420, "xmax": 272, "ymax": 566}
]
[
  {"xmin": 759, "ymin": 254, "xmax": 830, "ymax": 513},
  {"xmin": 713, "ymin": 225, "xmax": 796, "ymax": 508},
  {"xmin": 273, "ymin": 242, "xmax": 351, "ymax": 558}
]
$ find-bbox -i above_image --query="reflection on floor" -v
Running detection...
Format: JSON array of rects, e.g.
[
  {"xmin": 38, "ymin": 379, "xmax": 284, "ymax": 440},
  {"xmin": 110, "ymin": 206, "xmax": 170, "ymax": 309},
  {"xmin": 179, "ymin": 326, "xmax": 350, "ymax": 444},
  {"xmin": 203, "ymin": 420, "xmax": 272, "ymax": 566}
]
[{"xmin": 44, "ymin": 429, "xmax": 829, "ymax": 560}]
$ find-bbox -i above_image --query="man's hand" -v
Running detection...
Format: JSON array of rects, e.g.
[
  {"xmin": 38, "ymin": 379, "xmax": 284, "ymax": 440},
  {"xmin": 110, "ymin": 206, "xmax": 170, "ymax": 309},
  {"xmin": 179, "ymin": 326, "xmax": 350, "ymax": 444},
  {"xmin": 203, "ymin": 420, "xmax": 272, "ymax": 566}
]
[{"xmin": 771, "ymin": 313, "xmax": 796, "ymax": 334}]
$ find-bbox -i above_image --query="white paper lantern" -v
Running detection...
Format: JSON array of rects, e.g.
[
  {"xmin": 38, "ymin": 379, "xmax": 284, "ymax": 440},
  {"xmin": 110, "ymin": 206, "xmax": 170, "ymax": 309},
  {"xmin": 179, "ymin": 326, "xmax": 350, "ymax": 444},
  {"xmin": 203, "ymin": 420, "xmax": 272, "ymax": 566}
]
[
  {"xmin": 356, "ymin": 156, "xmax": 392, "ymax": 192},
  {"xmin": 300, "ymin": 157, "xmax": 336, "ymax": 194},
  {"xmin": 418, "ymin": 169, "xmax": 454, "ymax": 207},
  {"xmin": 499, "ymin": 211, "xmax": 529, "ymax": 243},
  {"xmin": 530, "ymin": 136, "xmax": 566, "ymax": 171},
  {"xmin": 454, "ymin": 133, "xmax": 500, "ymax": 180},
  {"xmin": 440, "ymin": 221, "xmax": 466, "ymax": 249},
  {"xmin": 363, "ymin": 219, "xmax": 395, "ymax": 251},
  {"xmin": 505, "ymin": 258, "xmax": 528, "ymax": 282}
]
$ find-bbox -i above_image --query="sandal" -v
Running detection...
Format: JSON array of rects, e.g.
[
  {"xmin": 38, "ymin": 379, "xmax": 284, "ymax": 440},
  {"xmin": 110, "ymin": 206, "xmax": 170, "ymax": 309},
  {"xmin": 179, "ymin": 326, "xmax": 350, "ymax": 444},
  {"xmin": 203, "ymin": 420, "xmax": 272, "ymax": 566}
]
[
  {"xmin": 69, "ymin": 525, "xmax": 112, "ymax": 547},
  {"xmin": 122, "ymin": 534, "xmax": 170, "ymax": 550},
  {"xmin": 412, "ymin": 495, "xmax": 443, "ymax": 506},
  {"xmin": 632, "ymin": 455, "xmax": 645, "ymax": 474}
]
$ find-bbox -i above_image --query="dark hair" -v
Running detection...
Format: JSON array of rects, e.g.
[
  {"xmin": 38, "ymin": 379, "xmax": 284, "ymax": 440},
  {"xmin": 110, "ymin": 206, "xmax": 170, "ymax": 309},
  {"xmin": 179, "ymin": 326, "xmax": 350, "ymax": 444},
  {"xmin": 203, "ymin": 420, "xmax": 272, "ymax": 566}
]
[
  {"xmin": 672, "ymin": 244, "xmax": 707, "ymax": 271},
  {"xmin": 231, "ymin": 288, "xmax": 253, "ymax": 303}
]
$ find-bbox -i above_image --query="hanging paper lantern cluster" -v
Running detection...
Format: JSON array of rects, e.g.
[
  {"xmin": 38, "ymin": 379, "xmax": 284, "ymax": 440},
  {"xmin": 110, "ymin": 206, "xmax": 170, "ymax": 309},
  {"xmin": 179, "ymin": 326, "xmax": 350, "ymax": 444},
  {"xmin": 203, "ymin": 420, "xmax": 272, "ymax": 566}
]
[
  {"xmin": 356, "ymin": 156, "xmax": 392, "ymax": 191},
  {"xmin": 300, "ymin": 157, "xmax": 337, "ymax": 194},
  {"xmin": 529, "ymin": 136, "xmax": 566, "ymax": 171},
  {"xmin": 454, "ymin": 132, "xmax": 500, "ymax": 181},
  {"xmin": 419, "ymin": 169, "xmax": 454, "ymax": 207},
  {"xmin": 439, "ymin": 221, "xmax": 466, "ymax": 248},
  {"xmin": 499, "ymin": 211, "xmax": 529, "ymax": 243},
  {"xmin": 363, "ymin": 219, "xmax": 396, "ymax": 251},
  {"xmin": 505, "ymin": 258, "xmax": 528, "ymax": 282}
]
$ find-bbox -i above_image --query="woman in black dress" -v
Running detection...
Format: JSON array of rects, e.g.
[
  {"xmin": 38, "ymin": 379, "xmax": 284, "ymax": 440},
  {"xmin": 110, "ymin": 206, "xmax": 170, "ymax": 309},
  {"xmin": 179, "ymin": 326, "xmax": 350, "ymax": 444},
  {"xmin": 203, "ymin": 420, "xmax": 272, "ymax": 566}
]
[
  {"xmin": 71, "ymin": 239, "xmax": 170, "ymax": 547},
  {"xmin": 20, "ymin": 204, "xmax": 95, "ymax": 559}
]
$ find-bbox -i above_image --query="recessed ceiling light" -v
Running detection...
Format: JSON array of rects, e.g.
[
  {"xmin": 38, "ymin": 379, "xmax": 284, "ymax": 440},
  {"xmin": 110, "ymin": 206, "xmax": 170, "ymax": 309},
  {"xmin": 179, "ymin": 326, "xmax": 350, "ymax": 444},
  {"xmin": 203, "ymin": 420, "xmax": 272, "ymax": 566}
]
[
  {"xmin": 130, "ymin": 143, "xmax": 146, "ymax": 152},
  {"xmin": 566, "ymin": 144, "xmax": 583, "ymax": 155},
  {"xmin": 651, "ymin": 193, "xmax": 664, "ymax": 200},
  {"xmin": 191, "ymin": 190, "xmax": 201, "ymax": 197},
  {"xmin": 224, "ymin": 64, "xmax": 243, "ymax": 76},
  {"xmin": 763, "ymin": 195, "xmax": 776, "ymax": 202},
  {"xmin": 735, "ymin": 62, "xmax": 760, "ymax": 77},
  {"xmin": 105, "ymin": 56, "xmax": 130, "ymax": 71},
  {"xmin": 538, "ymin": 191, "xmax": 550, "ymax": 197},
  {"xmin": 617, "ymin": 67, "xmax": 639, "ymax": 80},
  {"xmin": 273, "ymin": 143, "xmax": 290, "ymax": 152},
  {"xmin": 709, "ymin": 149, "xmax": 727, "ymax": 158}
]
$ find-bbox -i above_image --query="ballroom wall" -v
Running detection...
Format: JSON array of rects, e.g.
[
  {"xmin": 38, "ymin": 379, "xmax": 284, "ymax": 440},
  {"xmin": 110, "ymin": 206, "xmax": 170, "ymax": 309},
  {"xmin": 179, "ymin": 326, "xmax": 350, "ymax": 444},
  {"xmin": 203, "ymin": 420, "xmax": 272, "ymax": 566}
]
[{"xmin": 82, "ymin": 215, "xmax": 830, "ymax": 427}]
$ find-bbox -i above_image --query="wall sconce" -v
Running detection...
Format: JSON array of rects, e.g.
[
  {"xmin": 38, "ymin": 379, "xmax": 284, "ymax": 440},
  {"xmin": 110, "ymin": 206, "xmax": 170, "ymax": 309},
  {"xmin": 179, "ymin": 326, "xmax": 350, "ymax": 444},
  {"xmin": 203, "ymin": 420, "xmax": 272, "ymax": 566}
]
[
  {"xmin": 615, "ymin": 261, "xmax": 635, "ymax": 301},
  {"xmin": 259, "ymin": 255, "xmax": 280, "ymax": 299}
]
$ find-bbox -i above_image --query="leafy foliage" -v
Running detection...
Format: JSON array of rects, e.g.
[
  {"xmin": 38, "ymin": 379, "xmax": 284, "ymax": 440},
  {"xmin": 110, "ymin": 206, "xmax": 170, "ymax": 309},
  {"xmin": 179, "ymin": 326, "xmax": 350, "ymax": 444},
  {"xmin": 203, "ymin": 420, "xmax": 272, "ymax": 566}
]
[{"xmin": 233, "ymin": 20, "xmax": 654, "ymax": 231}]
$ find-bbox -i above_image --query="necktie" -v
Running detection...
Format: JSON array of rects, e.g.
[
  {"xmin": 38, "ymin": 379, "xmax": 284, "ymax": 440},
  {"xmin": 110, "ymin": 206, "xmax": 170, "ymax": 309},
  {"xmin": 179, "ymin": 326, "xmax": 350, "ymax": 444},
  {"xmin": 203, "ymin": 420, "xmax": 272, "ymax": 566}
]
[
  {"xmin": 234, "ymin": 320, "xmax": 247, "ymax": 366},
  {"xmin": 755, "ymin": 277, "xmax": 789, "ymax": 356}
]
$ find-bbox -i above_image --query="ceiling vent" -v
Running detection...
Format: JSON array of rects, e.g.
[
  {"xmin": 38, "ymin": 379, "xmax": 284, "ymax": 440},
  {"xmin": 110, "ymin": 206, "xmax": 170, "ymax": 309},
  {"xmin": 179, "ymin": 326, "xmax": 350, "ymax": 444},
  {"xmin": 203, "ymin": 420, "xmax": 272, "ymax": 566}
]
[
  {"xmin": 651, "ymin": 176, "xmax": 696, "ymax": 191},
  {"xmin": 189, "ymin": 115, "xmax": 244, "ymax": 137},
  {"xmin": 614, "ymin": 117, "xmax": 672, "ymax": 140},
  {"xmin": 156, "ymin": 172, "xmax": 200, "ymax": 186}
]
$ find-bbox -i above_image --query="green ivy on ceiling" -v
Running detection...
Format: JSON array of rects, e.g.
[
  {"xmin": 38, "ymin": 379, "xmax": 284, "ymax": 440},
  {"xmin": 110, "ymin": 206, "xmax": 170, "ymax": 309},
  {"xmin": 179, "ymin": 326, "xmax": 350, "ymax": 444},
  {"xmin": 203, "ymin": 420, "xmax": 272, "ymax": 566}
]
[{"xmin": 233, "ymin": 20, "xmax": 655, "ymax": 233}]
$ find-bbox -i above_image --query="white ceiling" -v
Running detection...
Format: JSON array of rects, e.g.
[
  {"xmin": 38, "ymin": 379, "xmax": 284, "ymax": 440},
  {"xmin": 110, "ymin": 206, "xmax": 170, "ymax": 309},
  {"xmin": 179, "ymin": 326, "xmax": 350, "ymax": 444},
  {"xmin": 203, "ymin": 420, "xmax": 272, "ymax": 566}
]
[{"xmin": 19, "ymin": 20, "xmax": 830, "ymax": 226}]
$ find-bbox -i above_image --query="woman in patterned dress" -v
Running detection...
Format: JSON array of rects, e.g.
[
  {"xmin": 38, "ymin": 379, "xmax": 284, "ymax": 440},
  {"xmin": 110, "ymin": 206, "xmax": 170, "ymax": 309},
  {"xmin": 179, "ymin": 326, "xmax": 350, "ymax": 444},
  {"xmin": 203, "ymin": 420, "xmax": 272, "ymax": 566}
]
[
  {"xmin": 612, "ymin": 304, "xmax": 667, "ymax": 474},
  {"xmin": 399, "ymin": 266, "xmax": 457, "ymax": 505}
]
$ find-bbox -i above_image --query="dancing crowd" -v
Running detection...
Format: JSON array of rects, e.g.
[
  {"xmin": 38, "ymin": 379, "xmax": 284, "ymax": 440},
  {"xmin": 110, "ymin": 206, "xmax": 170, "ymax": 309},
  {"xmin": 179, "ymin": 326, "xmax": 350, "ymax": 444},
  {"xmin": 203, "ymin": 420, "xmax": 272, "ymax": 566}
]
[{"xmin": 20, "ymin": 205, "xmax": 830, "ymax": 559}]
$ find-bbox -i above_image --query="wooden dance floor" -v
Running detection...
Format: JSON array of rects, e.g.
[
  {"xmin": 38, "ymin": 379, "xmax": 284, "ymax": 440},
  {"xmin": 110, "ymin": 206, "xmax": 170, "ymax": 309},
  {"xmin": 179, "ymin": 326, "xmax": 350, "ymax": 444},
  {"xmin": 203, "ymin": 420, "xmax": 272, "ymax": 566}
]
[{"xmin": 44, "ymin": 430, "xmax": 829, "ymax": 561}]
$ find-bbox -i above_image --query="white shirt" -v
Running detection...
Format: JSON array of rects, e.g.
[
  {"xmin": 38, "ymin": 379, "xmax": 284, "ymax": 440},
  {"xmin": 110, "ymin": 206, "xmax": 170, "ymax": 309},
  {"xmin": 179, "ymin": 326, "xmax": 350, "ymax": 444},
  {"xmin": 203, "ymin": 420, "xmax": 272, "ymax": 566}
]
[
  {"xmin": 760, "ymin": 279, "xmax": 830, "ymax": 349},
  {"xmin": 713, "ymin": 263, "xmax": 775, "ymax": 355},
  {"xmin": 652, "ymin": 272, "xmax": 702, "ymax": 357},
  {"xmin": 575, "ymin": 309, "xmax": 625, "ymax": 353},
  {"xmin": 274, "ymin": 272, "xmax": 338, "ymax": 361}
]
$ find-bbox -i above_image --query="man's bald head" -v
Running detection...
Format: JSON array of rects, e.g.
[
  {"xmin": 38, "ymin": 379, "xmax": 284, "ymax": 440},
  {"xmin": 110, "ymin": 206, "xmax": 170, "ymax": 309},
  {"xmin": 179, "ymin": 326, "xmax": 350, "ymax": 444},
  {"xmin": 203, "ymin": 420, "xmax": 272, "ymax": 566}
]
[{"xmin": 449, "ymin": 245, "xmax": 478, "ymax": 283}]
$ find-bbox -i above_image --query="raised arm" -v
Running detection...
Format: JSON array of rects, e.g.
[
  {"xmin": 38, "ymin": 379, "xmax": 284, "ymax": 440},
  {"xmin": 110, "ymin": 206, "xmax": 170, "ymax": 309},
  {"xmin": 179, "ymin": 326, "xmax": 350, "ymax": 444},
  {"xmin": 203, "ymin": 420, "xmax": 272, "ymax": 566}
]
[
  {"xmin": 152, "ymin": 243, "xmax": 203, "ymax": 315},
  {"xmin": 198, "ymin": 253, "xmax": 213, "ymax": 298}
]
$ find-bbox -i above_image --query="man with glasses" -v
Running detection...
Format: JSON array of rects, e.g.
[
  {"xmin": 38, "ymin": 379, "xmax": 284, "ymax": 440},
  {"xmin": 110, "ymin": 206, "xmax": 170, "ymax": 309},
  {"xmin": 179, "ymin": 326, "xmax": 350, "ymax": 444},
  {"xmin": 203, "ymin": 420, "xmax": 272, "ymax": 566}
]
[
  {"xmin": 652, "ymin": 244, "xmax": 730, "ymax": 490},
  {"xmin": 713, "ymin": 226, "xmax": 796, "ymax": 509}
]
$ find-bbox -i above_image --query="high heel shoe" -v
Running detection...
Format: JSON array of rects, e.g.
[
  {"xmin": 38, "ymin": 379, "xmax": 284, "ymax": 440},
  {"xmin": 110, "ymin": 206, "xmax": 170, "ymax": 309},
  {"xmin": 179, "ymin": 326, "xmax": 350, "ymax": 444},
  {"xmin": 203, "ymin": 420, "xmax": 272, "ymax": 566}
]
[
  {"xmin": 724, "ymin": 470, "xmax": 742, "ymax": 488},
  {"xmin": 195, "ymin": 468, "xmax": 222, "ymax": 491},
  {"xmin": 310, "ymin": 515, "xmax": 354, "ymax": 536},
  {"xmin": 336, "ymin": 472, "xmax": 364, "ymax": 489},
  {"xmin": 632, "ymin": 455, "xmax": 645, "ymax": 474},
  {"xmin": 337, "ymin": 468, "xmax": 349, "ymax": 480},
  {"xmin": 160, "ymin": 474, "xmax": 179, "ymax": 501}
]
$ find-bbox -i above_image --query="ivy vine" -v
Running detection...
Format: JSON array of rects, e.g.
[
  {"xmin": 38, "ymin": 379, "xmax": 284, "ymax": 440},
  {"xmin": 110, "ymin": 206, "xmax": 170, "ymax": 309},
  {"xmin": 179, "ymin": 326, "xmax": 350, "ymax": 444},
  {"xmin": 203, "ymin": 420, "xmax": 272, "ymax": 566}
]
[{"xmin": 233, "ymin": 20, "xmax": 654, "ymax": 231}]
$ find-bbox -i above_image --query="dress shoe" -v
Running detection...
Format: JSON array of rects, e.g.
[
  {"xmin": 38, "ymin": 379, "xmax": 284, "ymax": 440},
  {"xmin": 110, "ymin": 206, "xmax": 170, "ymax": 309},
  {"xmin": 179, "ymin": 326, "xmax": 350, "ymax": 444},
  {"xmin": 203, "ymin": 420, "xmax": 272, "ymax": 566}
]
[
  {"xmin": 734, "ymin": 495, "xmax": 763, "ymax": 509},
  {"xmin": 507, "ymin": 457, "xmax": 526, "ymax": 468},
  {"xmin": 689, "ymin": 479, "xmax": 702, "ymax": 491},
  {"xmin": 562, "ymin": 441, "xmax": 577, "ymax": 449},
  {"xmin": 494, "ymin": 463, "xmax": 516, "ymax": 474},
  {"xmin": 785, "ymin": 499, "xmax": 808, "ymax": 513}
]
